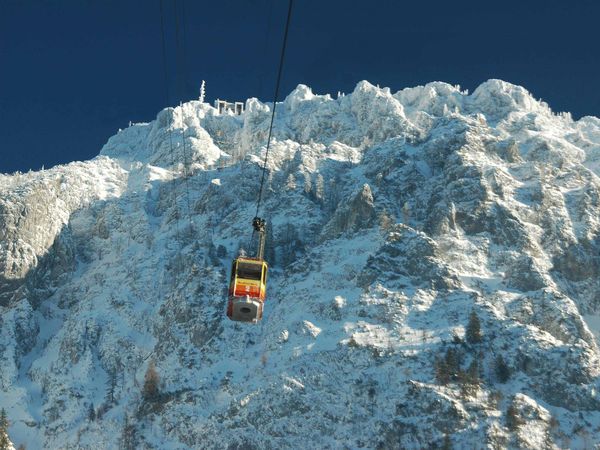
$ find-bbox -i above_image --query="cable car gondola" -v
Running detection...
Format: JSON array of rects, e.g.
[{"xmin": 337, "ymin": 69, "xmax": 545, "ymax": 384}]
[
  {"xmin": 227, "ymin": 218, "xmax": 269, "ymax": 323},
  {"xmin": 226, "ymin": 0, "xmax": 292, "ymax": 323}
]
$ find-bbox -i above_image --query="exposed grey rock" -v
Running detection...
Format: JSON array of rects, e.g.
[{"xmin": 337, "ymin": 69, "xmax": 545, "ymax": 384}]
[
  {"xmin": 359, "ymin": 224, "xmax": 459, "ymax": 290},
  {"xmin": 320, "ymin": 183, "xmax": 376, "ymax": 240},
  {"xmin": 504, "ymin": 255, "xmax": 547, "ymax": 291}
]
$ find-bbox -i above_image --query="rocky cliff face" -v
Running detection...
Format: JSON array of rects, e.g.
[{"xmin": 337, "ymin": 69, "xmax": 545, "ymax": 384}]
[{"xmin": 1, "ymin": 79, "xmax": 600, "ymax": 449}]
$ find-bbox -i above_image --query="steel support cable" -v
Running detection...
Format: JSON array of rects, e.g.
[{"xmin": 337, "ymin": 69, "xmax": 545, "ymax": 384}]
[
  {"xmin": 159, "ymin": 0, "xmax": 182, "ymax": 248},
  {"xmin": 173, "ymin": 0, "xmax": 184, "ymax": 102},
  {"xmin": 254, "ymin": 0, "xmax": 294, "ymax": 220},
  {"xmin": 173, "ymin": 0, "xmax": 193, "ymax": 228},
  {"xmin": 140, "ymin": 0, "xmax": 184, "ymax": 373},
  {"xmin": 181, "ymin": 0, "xmax": 189, "ymax": 94},
  {"xmin": 152, "ymin": 1, "xmax": 200, "ymax": 373},
  {"xmin": 180, "ymin": 0, "xmax": 198, "ymax": 226},
  {"xmin": 257, "ymin": 0, "xmax": 274, "ymax": 99}
]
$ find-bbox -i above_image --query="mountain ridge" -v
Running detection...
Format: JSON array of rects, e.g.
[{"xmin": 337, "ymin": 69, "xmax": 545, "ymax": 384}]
[{"xmin": 1, "ymin": 79, "xmax": 600, "ymax": 449}]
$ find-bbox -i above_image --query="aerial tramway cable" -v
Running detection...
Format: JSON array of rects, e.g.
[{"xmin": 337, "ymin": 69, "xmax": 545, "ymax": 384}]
[
  {"xmin": 162, "ymin": 0, "xmax": 294, "ymax": 324},
  {"xmin": 158, "ymin": 0, "xmax": 183, "ymax": 248},
  {"xmin": 254, "ymin": 0, "xmax": 294, "ymax": 220},
  {"xmin": 173, "ymin": 0, "xmax": 194, "ymax": 226},
  {"xmin": 257, "ymin": 0, "xmax": 274, "ymax": 101},
  {"xmin": 227, "ymin": 0, "xmax": 293, "ymax": 323}
]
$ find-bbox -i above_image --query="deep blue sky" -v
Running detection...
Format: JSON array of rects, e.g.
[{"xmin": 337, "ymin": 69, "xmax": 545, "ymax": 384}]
[{"xmin": 1, "ymin": 0, "xmax": 599, "ymax": 173}]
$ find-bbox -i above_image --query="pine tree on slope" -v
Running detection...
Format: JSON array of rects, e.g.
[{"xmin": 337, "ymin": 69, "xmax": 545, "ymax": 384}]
[
  {"xmin": 494, "ymin": 354, "xmax": 511, "ymax": 383},
  {"xmin": 0, "ymin": 408, "xmax": 10, "ymax": 450},
  {"xmin": 106, "ymin": 370, "xmax": 117, "ymax": 405},
  {"xmin": 460, "ymin": 358, "xmax": 481, "ymax": 397},
  {"xmin": 466, "ymin": 310, "xmax": 483, "ymax": 344},
  {"xmin": 506, "ymin": 400, "xmax": 522, "ymax": 431},
  {"xmin": 87, "ymin": 402, "xmax": 96, "ymax": 422},
  {"xmin": 143, "ymin": 360, "xmax": 160, "ymax": 401},
  {"xmin": 119, "ymin": 414, "xmax": 137, "ymax": 450}
]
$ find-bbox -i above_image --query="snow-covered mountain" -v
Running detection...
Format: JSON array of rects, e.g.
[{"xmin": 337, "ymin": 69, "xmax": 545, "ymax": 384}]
[{"xmin": 1, "ymin": 79, "xmax": 600, "ymax": 449}]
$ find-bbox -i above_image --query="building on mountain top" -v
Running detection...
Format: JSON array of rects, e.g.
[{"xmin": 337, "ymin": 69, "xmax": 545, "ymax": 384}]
[{"xmin": 214, "ymin": 99, "xmax": 245, "ymax": 115}]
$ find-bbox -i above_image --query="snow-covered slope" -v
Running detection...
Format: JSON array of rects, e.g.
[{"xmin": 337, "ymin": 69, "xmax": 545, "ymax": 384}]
[{"xmin": 2, "ymin": 79, "xmax": 600, "ymax": 449}]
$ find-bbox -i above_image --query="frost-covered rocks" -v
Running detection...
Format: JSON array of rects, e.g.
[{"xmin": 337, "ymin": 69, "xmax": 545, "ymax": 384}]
[
  {"xmin": 1, "ymin": 79, "xmax": 600, "ymax": 449},
  {"xmin": 321, "ymin": 183, "xmax": 376, "ymax": 240},
  {"xmin": 0, "ymin": 158, "xmax": 126, "ymax": 306}
]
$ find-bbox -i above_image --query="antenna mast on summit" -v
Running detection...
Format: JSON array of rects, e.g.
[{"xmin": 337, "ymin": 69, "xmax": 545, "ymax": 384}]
[{"xmin": 199, "ymin": 80, "xmax": 206, "ymax": 103}]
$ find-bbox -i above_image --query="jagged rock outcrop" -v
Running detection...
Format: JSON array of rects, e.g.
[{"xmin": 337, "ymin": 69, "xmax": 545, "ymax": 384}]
[{"xmin": 320, "ymin": 183, "xmax": 376, "ymax": 240}]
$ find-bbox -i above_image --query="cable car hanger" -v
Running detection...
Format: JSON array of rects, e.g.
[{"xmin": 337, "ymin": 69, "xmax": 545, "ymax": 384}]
[{"xmin": 227, "ymin": 0, "xmax": 294, "ymax": 323}]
